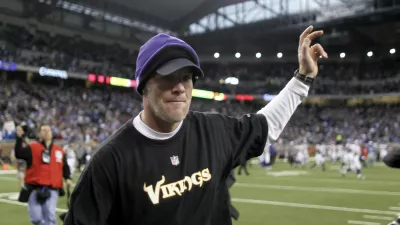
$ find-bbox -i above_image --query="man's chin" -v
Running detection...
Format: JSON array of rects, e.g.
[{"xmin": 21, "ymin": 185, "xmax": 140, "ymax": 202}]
[
  {"xmin": 164, "ymin": 111, "xmax": 188, "ymax": 124},
  {"xmin": 168, "ymin": 114, "xmax": 187, "ymax": 123}
]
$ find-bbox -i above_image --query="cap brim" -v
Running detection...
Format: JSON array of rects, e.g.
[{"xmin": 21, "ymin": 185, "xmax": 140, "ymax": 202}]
[{"xmin": 156, "ymin": 58, "xmax": 204, "ymax": 78}]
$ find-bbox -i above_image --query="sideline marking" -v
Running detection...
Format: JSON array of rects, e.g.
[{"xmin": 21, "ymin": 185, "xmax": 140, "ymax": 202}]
[
  {"xmin": 232, "ymin": 198, "xmax": 399, "ymax": 215},
  {"xmin": 235, "ymin": 183, "xmax": 400, "ymax": 196}
]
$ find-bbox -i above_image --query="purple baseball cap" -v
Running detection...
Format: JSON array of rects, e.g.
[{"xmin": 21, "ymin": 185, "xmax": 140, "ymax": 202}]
[{"xmin": 134, "ymin": 33, "xmax": 204, "ymax": 95}]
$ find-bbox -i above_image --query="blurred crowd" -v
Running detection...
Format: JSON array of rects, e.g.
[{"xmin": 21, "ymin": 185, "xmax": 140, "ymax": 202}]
[
  {"xmin": 1, "ymin": 79, "xmax": 399, "ymax": 148},
  {"xmin": 1, "ymin": 22, "xmax": 400, "ymax": 150},
  {"xmin": 1, "ymin": 23, "xmax": 400, "ymax": 95},
  {"xmin": 281, "ymin": 105, "xmax": 400, "ymax": 144},
  {"xmin": 0, "ymin": 78, "xmax": 256, "ymax": 142}
]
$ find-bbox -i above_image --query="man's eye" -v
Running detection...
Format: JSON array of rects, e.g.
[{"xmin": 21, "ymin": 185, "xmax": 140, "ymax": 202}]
[
  {"xmin": 164, "ymin": 75, "xmax": 176, "ymax": 82},
  {"xmin": 183, "ymin": 74, "xmax": 193, "ymax": 81}
]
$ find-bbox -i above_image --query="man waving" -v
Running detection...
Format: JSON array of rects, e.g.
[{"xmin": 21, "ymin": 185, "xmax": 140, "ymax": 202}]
[{"xmin": 64, "ymin": 25, "xmax": 327, "ymax": 225}]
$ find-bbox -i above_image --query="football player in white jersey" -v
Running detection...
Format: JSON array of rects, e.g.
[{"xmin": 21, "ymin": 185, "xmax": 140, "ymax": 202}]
[
  {"xmin": 64, "ymin": 143, "xmax": 77, "ymax": 177},
  {"xmin": 295, "ymin": 143, "xmax": 308, "ymax": 168},
  {"xmin": 259, "ymin": 144, "xmax": 278, "ymax": 174},
  {"xmin": 337, "ymin": 144, "xmax": 345, "ymax": 163},
  {"xmin": 328, "ymin": 143, "xmax": 337, "ymax": 163},
  {"xmin": 310, "ymin": 146, "xmax": 326, "ymax": 171},
  {"xmin": 379, "ymin": 143, "xmax": 388, "ymax": 161},
  {"xmin": 341, "ymin": 144, "xmax": 365, "ymax": 179}
]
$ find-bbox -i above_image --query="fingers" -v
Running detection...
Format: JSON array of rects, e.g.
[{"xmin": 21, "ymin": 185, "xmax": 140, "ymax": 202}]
[
  {"xmin": 307, "ymin": 30, "xmax": 324, "ymax": 42},
  {"xmin": 299, "ymin": 26, "xmax": 324, "ymax": 53},
  {"xmin": 301, "ymin": 37, "xmax": 312, "ymax": 56},
  {"xmin": 311, "ymin": 44, "xmax": 328, "ymax": 59},
  {"xmin": 299, "ymin": 25, "xmax": 314, "ymax": 48}
]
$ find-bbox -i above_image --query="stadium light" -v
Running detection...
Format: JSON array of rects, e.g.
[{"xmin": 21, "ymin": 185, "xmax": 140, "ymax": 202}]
[
  {"xmin": 340, "ymin": 52, "xmax": 346, "ymax": 58},
  {"xmin": 367, "ymin": 51, "xmax": 373, "ymax": 57},
  {"xmin": 225, "ymin": 77, "xmax": 239, "ymax": 85},
  {"xmin": 214, "ymin": 52, "xmax": 220, "ymax": 58},
  {"xmin": 277, "ymin": 52, "xmax": 283, "ymax": 58},
  {"xmin": 256, "ymin": 52, "xmax": 262, "ymax": 58},
  {"xmin": 235, "ymin": 52, "xmax": 241, "ymax": 58},
  {"xmin": 390, "ymin": 48, "xmax": 396, "ymax": 54}
]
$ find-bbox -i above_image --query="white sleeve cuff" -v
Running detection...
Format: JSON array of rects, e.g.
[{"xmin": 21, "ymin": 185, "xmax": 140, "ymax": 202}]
[{"xmin": 286, "ymin": 77, "xmax": 310, "ymax": 97}]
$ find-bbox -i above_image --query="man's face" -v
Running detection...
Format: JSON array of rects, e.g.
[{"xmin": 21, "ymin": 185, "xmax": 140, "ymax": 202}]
[
  {"xmin": 144, "ymin": 67, "xmax": 194, "ymax": 124},
  {"xmin": 39, "ymin": 125, "xmax": 53, "ymax": 141}
]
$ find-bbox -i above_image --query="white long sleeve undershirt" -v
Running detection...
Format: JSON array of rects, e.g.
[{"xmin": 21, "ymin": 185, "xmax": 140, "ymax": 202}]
[{"xmin": 257, "ymin": 77, "xmax": 309, "ymax": 147}]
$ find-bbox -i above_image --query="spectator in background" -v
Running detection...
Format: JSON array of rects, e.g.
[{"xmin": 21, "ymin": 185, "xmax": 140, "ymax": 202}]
[
  {"xmin": 2, "ymin": 115, "xmax": 16, "ymax": 140},
  {"xmin": 14, "ymin": 124, "xmax": 71, "ymax": 225},
  {"xmin": 63, "ymin": 142, "xmax": 77, "ymax": 178}
]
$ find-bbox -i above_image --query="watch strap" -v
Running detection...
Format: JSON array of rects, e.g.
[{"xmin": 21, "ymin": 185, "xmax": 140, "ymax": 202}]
[{"xmin": 294, "ymin": 69, "xmax": 314, "ymax": 86}]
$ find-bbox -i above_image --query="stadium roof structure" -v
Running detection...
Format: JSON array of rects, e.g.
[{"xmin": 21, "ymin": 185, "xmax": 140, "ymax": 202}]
[
  {"xmin": 64, "ymin": 0, "xmax": 248, "ymax": 35},
  {"xmin": 180, "ymin": 0, "xmax": 400, "ymax": 61},
  {"xmin": 27, "ymin": 0, "xmax": 400, "ymax": 61},
  {"xmin": 65, "ymin": 0, "xmax": 380, "ymax": 34},
  {"xmin": 61, "ymin": 0, "xmax": 400, "ymax": 51}
]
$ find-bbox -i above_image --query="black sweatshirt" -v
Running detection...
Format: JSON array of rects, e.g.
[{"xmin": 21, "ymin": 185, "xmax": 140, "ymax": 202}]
[
  {"xmin": 14, "ymin": 137, "xmax": 71, "ymax": 181},
  {"xmin": 64, "ymin": 111, "xmax": 268, "ymax": 225}
]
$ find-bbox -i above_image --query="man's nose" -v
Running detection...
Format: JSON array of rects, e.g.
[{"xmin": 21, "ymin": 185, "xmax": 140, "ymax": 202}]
[{"xmin": 172, "ymin": 81, "xmax": 185, "ymax": 94}]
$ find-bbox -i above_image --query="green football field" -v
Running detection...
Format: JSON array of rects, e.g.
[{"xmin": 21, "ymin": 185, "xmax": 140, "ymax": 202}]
[{"xmin": 0, "ymin": 161, "xmax": 399, "ymax": 225}]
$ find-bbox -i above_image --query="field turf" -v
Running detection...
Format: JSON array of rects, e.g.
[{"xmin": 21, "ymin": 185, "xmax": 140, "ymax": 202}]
[{"xmin": 0, "ymin": 161, "xmax": 398, "ymax": 225}]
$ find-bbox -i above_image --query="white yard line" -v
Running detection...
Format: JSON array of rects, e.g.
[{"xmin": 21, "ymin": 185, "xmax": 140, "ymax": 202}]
[
  {"xmin": 0, "ymin": 176, "xmax": 76, "ymax": 188},
  {"xmin": 231, "ymin": 198, "xmax": 399, "ymax": 215},
  {"xmin": 0, "ymin": 176, "xmax": 17, "ymax": 181},
  {"xmin": 235, "ymin": 183, "xmax": 400, "ymax": 196},
  {"xmin": 389, "ymin": 207, "xmax": 400, "ymax": 211},
  {"xmin": 0, "ymin": 198, "xmax": 68, "ymax": 212},
  {"xmin": 0, "ymin": 170, "xmax": 17, "ymax": 175},
  {"xmin": 348, "ymin": 220, "xmax": 381, "ymax": 225},
  {"xmin": 254, "ymin": 176, "xmax": 400, "ymax": 186},
  {"xmin": 0, "ymin": 192, "xmax": 67, "ymax": 212},
  {"xmin": 0, "ymin": 192, "xmax": 19, "ymax": 198},
  {"xmin": 362, "ymin": 215, "xmax": 393, "ymax": 221},
  {"xmin": 0, "ymin": 191, "xmax": 397, "ymax": 216}
]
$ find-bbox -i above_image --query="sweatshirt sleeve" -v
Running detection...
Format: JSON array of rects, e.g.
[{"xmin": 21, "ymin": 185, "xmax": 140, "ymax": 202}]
[{"xmin": 63, "ymin": 144, "xmax": 118, "ymax": 225}]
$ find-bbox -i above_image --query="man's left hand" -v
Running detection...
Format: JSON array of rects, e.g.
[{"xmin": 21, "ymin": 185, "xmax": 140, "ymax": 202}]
[{"xmin": 298, "ymin": 25, "xmax": 328, "ymax": 78}]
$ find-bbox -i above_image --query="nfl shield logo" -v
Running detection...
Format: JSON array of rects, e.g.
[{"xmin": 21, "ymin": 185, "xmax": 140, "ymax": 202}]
[{"xmin": 170, "ymin": 155, "xmax": 180, "ymax": 166}]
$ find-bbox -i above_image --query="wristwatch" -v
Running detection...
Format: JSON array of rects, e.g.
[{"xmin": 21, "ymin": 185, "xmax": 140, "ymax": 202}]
[{"xmin": 294, "ymin": 69, "xmax": 314, "ymax": 86}]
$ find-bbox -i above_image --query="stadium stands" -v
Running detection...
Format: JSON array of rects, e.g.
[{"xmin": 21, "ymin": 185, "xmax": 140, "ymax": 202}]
[
  {"xmin": 1, "ymin": 21, "xmax": 399, "ymax": 146},
  {"xmin": 1, "ymin": 78, "xmax": 399, "ymax": 145},
  {"xmin": 1, "ymin": 23, "xmax": 399, "ymax": 95}
]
